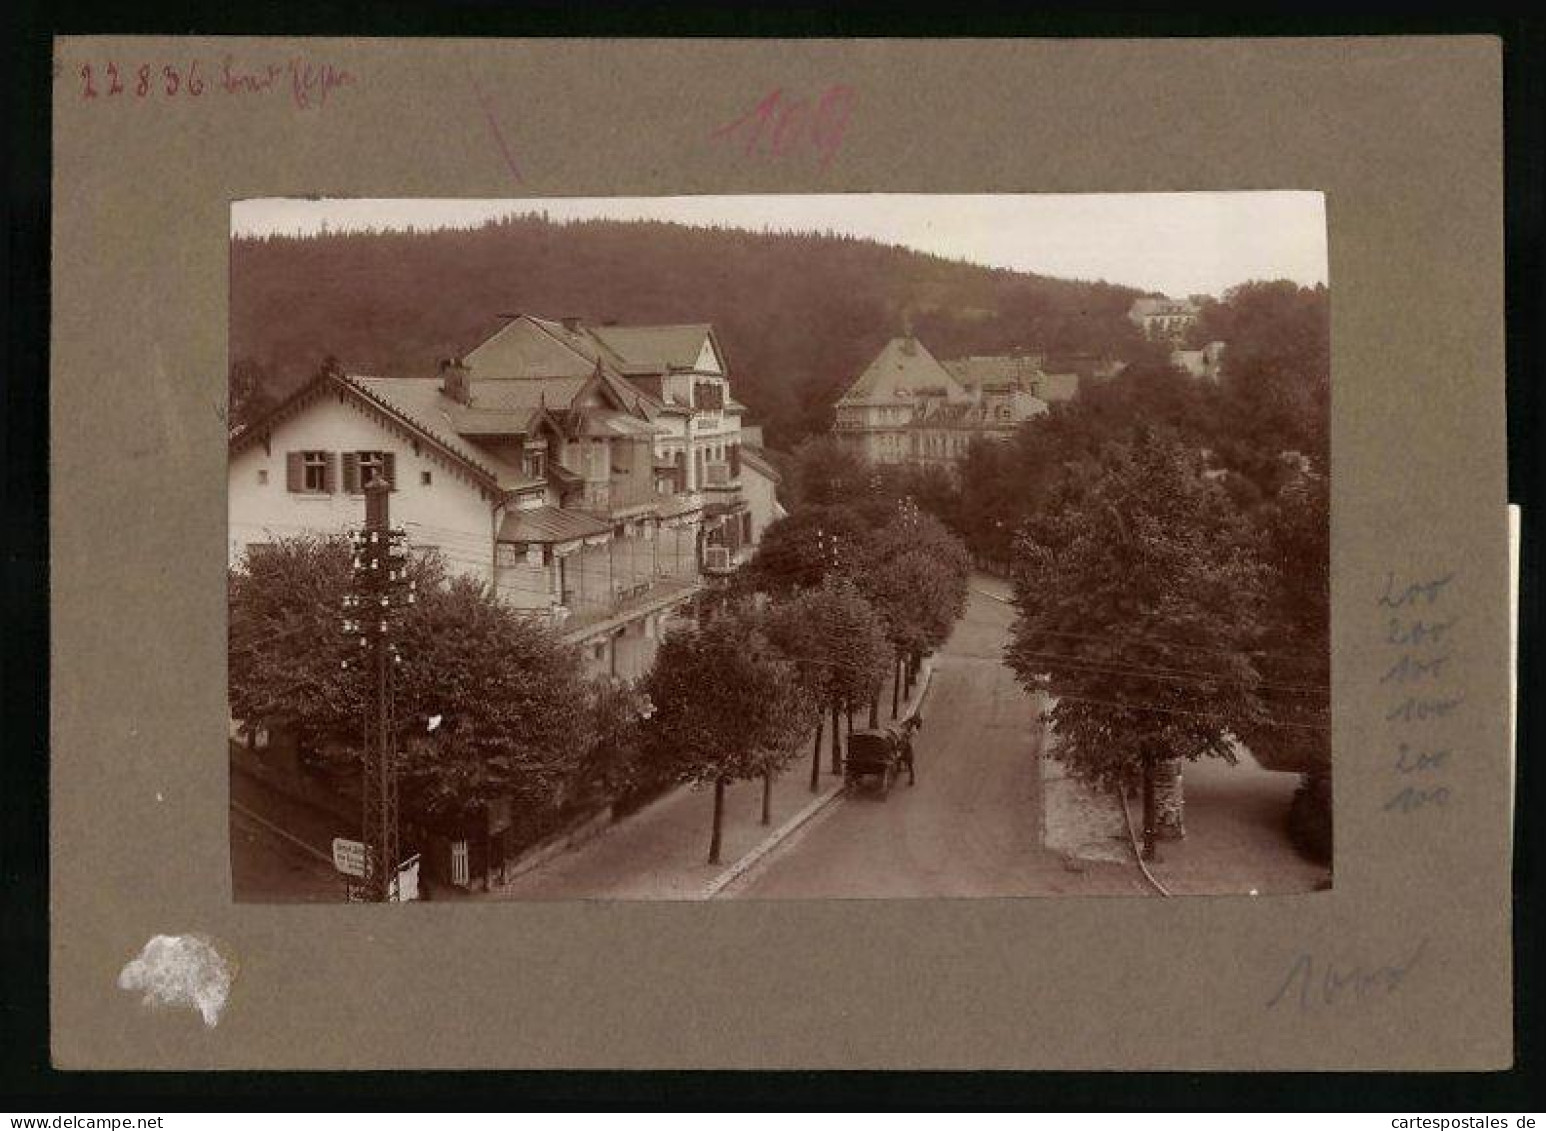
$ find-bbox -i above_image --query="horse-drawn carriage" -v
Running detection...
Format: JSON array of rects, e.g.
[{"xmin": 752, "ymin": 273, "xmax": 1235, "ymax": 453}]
[{"xmin": 844, "ymin": 715, "xmax": 922, "ymax": 798}]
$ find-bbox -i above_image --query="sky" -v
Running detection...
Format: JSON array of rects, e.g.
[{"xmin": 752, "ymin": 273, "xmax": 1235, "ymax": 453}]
[{"xmin": 231, "ymin": 192, "xmax": 1327, "ymax": 298}]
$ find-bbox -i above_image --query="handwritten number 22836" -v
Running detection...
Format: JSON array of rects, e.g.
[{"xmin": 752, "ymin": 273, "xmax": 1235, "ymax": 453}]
[{"xmin": 79, "ymin": 61, "xmax": 206, "ymax": 98}]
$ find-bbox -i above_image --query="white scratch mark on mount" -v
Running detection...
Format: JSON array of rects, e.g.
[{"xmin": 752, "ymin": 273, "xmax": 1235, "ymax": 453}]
[{"xmin": 118, "ymin": 934, "xmax": 234, "ymax": 1028}]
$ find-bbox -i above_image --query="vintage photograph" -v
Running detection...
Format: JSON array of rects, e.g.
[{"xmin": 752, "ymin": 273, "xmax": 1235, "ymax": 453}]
[{"xmin": 226, "ymin": 192, "xmax": 1331, "ymax": 902}]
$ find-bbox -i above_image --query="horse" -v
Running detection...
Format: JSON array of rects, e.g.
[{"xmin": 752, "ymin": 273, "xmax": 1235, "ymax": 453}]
[{"xmin": 887, "ymin": 713, "xmax": 923, "ymax": 785}]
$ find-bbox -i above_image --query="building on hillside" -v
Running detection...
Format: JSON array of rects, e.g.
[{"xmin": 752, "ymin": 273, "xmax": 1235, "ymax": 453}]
[
  {"xmin": 944, "ymin": 353, "xmax": 1080, "ymax": 410},
  {"xmin": 832, "ymin": 336, "xmax": 969, "ymax": 466},
  {"xmin": 229, "ymin": 315, "xmax": 772, "ymax": 684},
  {"xmin": 1171, "ymin": 340, "xmax": 1227, "ymax": 380},
  {"xmin": 1128, "ymin": 296, "xmax": 1200, "ymax": 342},
  {"xmin": 831, "ymin": 337, "xmax": 1053, "ymax": 471}
]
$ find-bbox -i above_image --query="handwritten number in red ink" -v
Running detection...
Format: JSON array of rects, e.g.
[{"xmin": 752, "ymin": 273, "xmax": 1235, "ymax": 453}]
[
  {"xmin": 712, "ymin": 85, "xmax": 855, "ymax": 171},
  {"xmin": 78, "ymin": 55, "xmax": 351, "ymax": 108},
  {"xmin": 711, "ymin": 88, "xmax": 779, "ymax": 157},
  {"xmin": 770, "ymin": 97, "xmax": 808, "ymax": 156},
  {"xmin": 810, "ymin": 85, "xmax": 856, "ymax": 171}
]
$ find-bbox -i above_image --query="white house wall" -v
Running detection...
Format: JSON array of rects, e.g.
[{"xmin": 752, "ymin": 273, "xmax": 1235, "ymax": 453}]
[
  {"xmin": 228, "ymin": 390, "xmax": 497, "ymax": 585},
  {"xmin": 740, "ymin": 465, "xmax": 784, "ymax": 545}
]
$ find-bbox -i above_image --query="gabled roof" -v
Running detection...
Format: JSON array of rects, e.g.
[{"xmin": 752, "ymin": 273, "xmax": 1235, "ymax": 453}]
[
  {"xmin": 464, "ymin": 317, "xmax": 601, "ymax": 380},
  {"xmin": 836, "ymin": 337, "xmax": 969, "ymax": 407},
  {"xmin": 348, "ymin": 376, "xmax": 544, "ymax": 491},
  {"xmin": 944, "ymin": 354, "xmax": 1046, "ymax": 393},
  {"xmin": 589, "ymin": 323, "xmax": 718, "ymax": 372},
  {"xmin": 456, "ymin": 376, "xmax": 587, "ymax": 416},
  {"xmin": 462, "ymin": 316, "xmax": 667, "ymax": 421},
  {"xmin": 230, "ymin": 372, "xmax": 536, "ymax": 493}
]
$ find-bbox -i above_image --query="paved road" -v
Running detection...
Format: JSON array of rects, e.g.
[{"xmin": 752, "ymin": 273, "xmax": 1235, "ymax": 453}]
[
  {"xmin": 730, "ymin": 586, "xmax": 1148, "ymax": 898},
  {"xmin": 229, "ymin": 763, "xmax": 350, "ymax": 902},
  {"xmin": 230, "ymin": 800, "xmax": 345, "ymax": 903}
]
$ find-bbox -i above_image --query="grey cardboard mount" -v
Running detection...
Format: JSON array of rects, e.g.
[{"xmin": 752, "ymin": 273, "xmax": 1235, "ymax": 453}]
[{"xmin": 51, "ymin": 36, "xmax": 1510, "ymax": 1070}]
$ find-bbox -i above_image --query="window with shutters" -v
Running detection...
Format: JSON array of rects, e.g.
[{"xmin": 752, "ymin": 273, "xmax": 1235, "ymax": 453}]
[
  {"xmin": 286, "ymin": 451, "xmax": 334, "ymax": 494},
  {"xmin": 344, "ymin": 450, "xmax": 396, "ymax": 492}
]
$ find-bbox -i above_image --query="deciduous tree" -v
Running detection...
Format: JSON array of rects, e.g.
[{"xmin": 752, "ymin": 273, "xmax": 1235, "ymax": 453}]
[
  {"xmin": 1005, "ymin": 433, "xmax": 1268, "ymax": 860},
  {"xmin": 643, "ymin": 606, "xmax": 818, "ymax": 862},
  {"xmin": 764, "ymin": 580, "xmax": 891, "ymax": 789},
  {"xmin": 228, "ymin": 535, "xmax": 592, "ymax": 827},
  {"xmin": 738, "ymin": 503, "xmax": 870, "ymax": 598},
  {"xmin": 860, "ymin": 505, "xmax": 971, "ymax": 715}
]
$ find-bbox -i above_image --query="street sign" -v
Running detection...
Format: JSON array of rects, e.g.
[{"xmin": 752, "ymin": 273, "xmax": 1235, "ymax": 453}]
[{"xmin": 332, "ymin": 837, "xmax": 366, "ymax": 877}]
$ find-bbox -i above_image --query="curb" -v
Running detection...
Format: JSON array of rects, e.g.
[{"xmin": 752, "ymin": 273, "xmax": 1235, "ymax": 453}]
[
  {"xmin": 229, "ymin": 799, "xmax": 334, "ymax": 865},
  {"xmin": 705, "ymin": 656, "xmax": 938, "ymax": 899},
  {"xmin": 702, "ymin": 781, "xmax": 847, "ymax": 899},
  {"xmin": 910, "ymin": 658, "xmax": 936, "ymax": 717}
]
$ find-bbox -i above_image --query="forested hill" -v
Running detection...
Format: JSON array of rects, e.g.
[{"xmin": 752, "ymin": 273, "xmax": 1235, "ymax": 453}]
[{"xmin": 230, "ymin": 212, "xmax": 1151, "ymax": 447}]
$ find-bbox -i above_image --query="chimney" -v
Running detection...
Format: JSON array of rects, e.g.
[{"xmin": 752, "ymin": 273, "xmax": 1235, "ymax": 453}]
[
  {"xmin": 440, "ymin": 356, "xmax": 471, "ymax": 404},
  {"xmin": 561, "ymin": 316, "xmax": 583, "ymax": 332}
]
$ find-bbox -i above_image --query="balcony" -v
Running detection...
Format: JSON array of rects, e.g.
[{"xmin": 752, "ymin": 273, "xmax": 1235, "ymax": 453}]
[
  {"xmin": 558, "ymin": 576, "xmax": 701, "ymax": 642},
  {"xmin": 701, "ymin": 461, "xmax": 740, "ymax": 493},
  {"xmin": 576, "ymin": 475, "xmax": 659, "ymax": 520}
]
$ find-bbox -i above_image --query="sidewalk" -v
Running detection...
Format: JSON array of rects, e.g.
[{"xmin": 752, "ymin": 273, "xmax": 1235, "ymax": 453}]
[
  {"xmin": 488, "ymin": 770, "xmax": 846, "ymax": 899},
  {"xmin": 1046, "ymin": 743, "xmax": 1330, "ymax": 895},
  {"xmin": 1144, "ymin": 751, "xmax": 1331, "ymax": 896},
  {"xmin": 487, "ymin": 660, "xmax": 932, "ymax": 900}
]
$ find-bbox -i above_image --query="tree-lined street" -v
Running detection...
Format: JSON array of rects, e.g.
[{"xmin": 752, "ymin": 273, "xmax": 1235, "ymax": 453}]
[
  {"xmin": 227, "ymin": 209, "xmax": 1332, "ymax": 901},
  {"xmin": 728, "ymin": 586, "xmax": 1148, "ymax": 898},
  {"xmin": 482, "ymin": 579, "xmax": 1327, "ymax": 901}
]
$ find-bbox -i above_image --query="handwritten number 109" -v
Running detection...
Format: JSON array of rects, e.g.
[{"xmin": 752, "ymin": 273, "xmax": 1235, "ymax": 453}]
[{"xmin": 712, "ymin": 86, "xmax": 856, "ymax": 171}]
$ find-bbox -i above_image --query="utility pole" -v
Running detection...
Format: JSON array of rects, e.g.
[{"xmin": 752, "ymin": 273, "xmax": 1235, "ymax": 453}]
[
  {"xmin": 819, "ymin": 527, "xmax": 847, "ymax": 776},
  {"xmin": 341, "ymin": 474, "xmax": 414, "ymax": 902}
]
